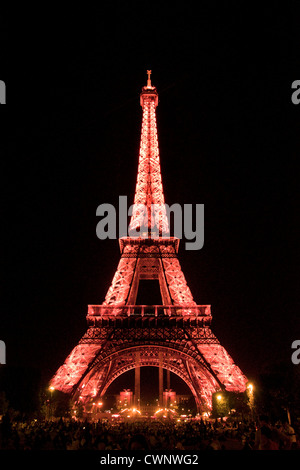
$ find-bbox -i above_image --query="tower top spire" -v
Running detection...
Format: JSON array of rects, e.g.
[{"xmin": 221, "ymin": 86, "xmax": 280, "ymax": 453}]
[
  {"xmin": 146, "ymin": 69, "xmax": 152, "ymax": 88},
  {"xmin": 140, "ymin": 70, "xmax": 158, "ymax": 107}
]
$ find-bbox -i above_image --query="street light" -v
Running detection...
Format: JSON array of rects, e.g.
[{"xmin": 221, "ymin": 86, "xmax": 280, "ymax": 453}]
[
  {"xmin": 48, "ymin": 386, "xmax": 55, "ymax": 421},
  {"xmin": 215, "ymin": 393, "xmax": 228, "ymax": 418},
  {"xmin": 247, "ymin": 382, "xmax": 255, "ymax": 420}
]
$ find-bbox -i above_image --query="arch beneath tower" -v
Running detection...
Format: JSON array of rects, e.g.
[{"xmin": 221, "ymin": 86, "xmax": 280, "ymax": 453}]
[{"xmin": 72, "ymin": 344, "xmax": 221, "ymax": 413}]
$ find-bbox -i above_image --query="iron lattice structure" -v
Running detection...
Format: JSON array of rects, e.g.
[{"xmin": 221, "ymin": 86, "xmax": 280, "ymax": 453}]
[{"xmin": 50, "ymin": 72, "xmax": 247, "ymax": 412}]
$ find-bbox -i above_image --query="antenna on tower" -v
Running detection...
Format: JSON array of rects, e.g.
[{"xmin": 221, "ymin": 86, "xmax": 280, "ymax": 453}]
[{"xmin": 146, "ymin": 70, "xmax": 152, "ymax": 88}]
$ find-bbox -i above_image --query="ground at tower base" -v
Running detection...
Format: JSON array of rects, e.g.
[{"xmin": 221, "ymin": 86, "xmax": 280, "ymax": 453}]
[
  {"xmin": 0, "ymin": 416, "xmax": 299, "ymax": 450},
  {"xmin": 0, "ymin": 412, "xmax": 299, "ymax": 450}
]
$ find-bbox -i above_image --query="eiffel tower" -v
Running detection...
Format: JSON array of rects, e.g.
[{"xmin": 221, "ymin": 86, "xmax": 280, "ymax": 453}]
[{"xmin": 50, "ymin": 71, "xmax": 247, "ymax": 413}]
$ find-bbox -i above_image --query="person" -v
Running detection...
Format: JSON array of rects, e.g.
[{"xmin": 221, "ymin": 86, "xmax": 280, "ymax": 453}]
[
  {"xmin": 255, "ymin": 415, "xmax": 289, "ymax": 450},
  {"xmin": 128, "ymin": 433, "xmax": 149, "ymax": 451},
  {"xmin": 254, "ymin": 415, "xmax": 270, "ymax": 450},
  {"xmin": 279, "ymin": 421, "xmax": 297, "ymax": 450},
  {"xmin": 241, "ymin": 433, "xmax": 253, "ymax": 450},
  {"xmin": 259, "ymin": 426, "xmax": 278, "ymax": 450},
  {"xmin": 206, "ymin": 437, "xmax": 221, "ymax": 450}
]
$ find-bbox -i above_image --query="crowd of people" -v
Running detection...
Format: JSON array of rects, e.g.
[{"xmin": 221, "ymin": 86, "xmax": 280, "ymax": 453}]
[{"xmin": 0, "ymin": 414, "xmax": 298, "ymax": 450}]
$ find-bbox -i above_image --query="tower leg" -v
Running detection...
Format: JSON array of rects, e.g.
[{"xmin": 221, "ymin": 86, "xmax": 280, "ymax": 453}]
[
  {"xmin": 167, "ymin": 369, "xmax": 170, "ymax": 389},
  {"xmin": 134, "ymin": 351, "xmax": 140, "ymax": 409},
  {"xmin": 158, "ymin": 352, "xmax": 163, "ymax": 406},
  {"xmin": 166, "ymin": 369, "xmax": 171, "ymax": 408}
]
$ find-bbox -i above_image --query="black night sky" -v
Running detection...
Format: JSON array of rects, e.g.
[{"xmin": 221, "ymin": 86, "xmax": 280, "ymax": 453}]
[{"xmin": 1, "ymin": 4, "xmax": 299, "ymax": 402}]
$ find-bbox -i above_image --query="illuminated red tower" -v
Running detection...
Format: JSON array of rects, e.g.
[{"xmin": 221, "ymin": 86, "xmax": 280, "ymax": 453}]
[{"xmin": 50, "ymin": 71, "xmax": 247, "ymax": 412}]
